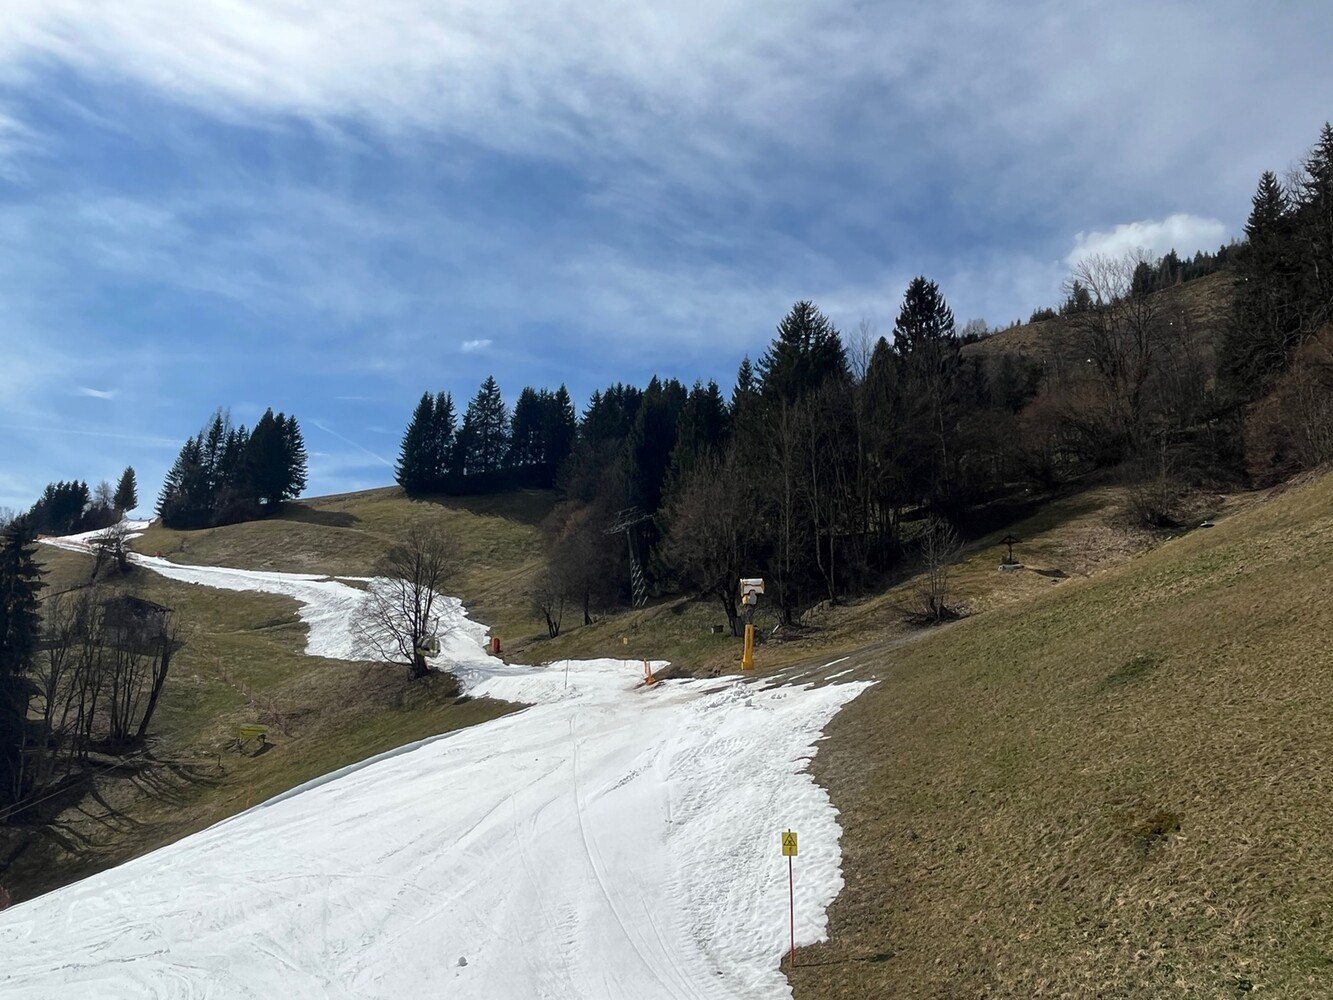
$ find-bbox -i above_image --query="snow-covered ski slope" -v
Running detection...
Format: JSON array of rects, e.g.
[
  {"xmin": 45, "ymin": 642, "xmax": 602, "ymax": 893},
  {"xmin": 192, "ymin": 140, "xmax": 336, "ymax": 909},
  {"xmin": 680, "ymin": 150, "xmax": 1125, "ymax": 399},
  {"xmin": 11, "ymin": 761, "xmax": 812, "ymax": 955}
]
[{"xmin": 5, "ymin": 524, "xmax": 870, "ymax": 999}]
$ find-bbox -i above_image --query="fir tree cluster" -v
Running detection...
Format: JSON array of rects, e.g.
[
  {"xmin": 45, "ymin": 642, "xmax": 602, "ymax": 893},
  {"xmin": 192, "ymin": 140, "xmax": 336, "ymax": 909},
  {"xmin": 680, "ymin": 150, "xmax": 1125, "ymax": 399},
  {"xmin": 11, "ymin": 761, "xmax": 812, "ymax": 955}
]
[
  {"xmin": 157, "ymin": 409, "xmax": 308, "ymax": 528},
  {"xmin": 543, "ymin": 284, "xmax": 1024, "ymax": 629},
  {"xmin": 1219, "ymin": 122, "xmax": 1333, "ymax": 398},
  {"xmin": 395, "ymin": 378, "xmax": 576, "ymax": 494},
  {"xmin": 26, "ymin": 467, "xmax": 138, "ymax": 536}
]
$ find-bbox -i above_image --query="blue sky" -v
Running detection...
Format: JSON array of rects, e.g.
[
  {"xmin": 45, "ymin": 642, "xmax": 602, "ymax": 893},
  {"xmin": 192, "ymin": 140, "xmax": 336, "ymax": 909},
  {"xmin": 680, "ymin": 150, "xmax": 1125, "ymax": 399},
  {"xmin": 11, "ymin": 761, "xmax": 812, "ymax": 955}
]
[{"xmin": 1, "ymin": 0, "xmax": 1331, "ymax": 511}]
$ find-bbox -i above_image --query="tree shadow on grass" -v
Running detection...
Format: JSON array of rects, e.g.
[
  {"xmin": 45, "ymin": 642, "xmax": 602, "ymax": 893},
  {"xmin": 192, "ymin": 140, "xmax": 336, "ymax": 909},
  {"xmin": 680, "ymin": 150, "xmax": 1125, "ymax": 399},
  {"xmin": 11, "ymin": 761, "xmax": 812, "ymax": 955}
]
[{"xmin": 276, "ymin": 504, "xmax": 360, "ymax": 529}]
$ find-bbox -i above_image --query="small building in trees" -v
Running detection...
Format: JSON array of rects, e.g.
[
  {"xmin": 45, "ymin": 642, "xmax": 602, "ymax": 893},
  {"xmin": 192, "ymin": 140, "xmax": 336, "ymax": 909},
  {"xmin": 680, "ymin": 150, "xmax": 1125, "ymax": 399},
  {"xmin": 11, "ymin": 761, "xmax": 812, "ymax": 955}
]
[{"xmin": 98, "ymin": 594, "xmax": 176, "ymax": 654}]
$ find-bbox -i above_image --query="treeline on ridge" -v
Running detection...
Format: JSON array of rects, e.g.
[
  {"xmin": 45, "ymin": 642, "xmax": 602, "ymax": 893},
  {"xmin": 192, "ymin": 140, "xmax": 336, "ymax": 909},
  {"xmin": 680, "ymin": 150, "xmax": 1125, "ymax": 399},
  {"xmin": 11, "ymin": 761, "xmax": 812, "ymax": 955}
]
[
  {"xmin": 394, "ymin": 378, "xmax": 577, "ymax": 494},
  {"xmin": 390, "ymin": 121, "xmax": 1333, "ymax": 632},
  {"xmin": 156, "ymin": 408, "xmax": 308, "ymax": 529},
  {"xmin": 25, "ymin": 468, "xmax": 138, "ymax": 537}
]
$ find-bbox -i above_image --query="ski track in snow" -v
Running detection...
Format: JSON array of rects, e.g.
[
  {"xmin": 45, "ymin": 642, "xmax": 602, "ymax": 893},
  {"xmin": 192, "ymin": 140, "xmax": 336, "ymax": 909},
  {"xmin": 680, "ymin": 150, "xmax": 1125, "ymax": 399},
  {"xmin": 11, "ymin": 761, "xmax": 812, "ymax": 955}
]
[{"xmin": 5, "ymin": 523, "xmax": 871, "ymax": 1000}]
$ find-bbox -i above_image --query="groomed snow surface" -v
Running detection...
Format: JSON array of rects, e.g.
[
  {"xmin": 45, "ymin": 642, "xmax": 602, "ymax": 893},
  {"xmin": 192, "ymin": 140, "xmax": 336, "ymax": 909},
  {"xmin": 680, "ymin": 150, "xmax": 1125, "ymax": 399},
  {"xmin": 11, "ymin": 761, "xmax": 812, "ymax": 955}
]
[{"xmin": 5, "ymin": 523, "xmax": 870, "ymax": 999}]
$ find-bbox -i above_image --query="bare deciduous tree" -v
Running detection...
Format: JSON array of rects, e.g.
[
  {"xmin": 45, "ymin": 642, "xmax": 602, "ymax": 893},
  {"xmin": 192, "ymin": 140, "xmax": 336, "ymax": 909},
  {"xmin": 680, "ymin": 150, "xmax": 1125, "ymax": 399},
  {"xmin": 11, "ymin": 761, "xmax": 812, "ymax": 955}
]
[
  {"xmin": 1063, "ymin": 250, "xmax": 1163, "ymax": 457},
  {"xmin": 90, "ymin": 520, "xmax": 133, "ymax": 580},
  {"xmin": 916, "ymin": 517, "xmax": 962, "ymax": 624},
  {"xmin": 545, "ymin": 502, "xmax": 620, "ymax": 627},
  {"xmin": 661, "ymin": 452, "xmax": 749, "ymax": 636},
  {"xmin": 530, "ymin": 570, "xmax": 567, "ymax": 639},
  {"xmin": 354, "ymin": 525, "xmax": 458, "ymax": 679},
  {"xmin": 15, "ymin": 590, "xmax": 182, "ymax": 810}
]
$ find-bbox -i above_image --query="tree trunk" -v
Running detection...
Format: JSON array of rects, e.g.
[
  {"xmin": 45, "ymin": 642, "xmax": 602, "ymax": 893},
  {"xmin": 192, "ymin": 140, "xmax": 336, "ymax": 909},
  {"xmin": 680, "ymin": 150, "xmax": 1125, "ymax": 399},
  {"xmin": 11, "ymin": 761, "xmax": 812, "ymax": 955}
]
[{"xmin": 719, "ymin": 591, "xmax": 740, "ymax": 637}]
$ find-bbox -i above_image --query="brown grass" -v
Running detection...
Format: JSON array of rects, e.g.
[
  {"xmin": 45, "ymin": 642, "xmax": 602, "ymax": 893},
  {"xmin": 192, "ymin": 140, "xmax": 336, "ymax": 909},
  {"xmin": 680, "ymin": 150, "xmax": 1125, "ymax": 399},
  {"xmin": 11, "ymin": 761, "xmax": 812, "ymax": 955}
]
[
  {"xmin": 964, "ymin": 270, "xmax": 1234, "ymax": 371},
  {"xmin": 131, "ymin": 486, "xmax": 555, "ymax": 642},
  {"xmin": 791, "ymin": 469, "xmax": 1333, "ymax": 998}
]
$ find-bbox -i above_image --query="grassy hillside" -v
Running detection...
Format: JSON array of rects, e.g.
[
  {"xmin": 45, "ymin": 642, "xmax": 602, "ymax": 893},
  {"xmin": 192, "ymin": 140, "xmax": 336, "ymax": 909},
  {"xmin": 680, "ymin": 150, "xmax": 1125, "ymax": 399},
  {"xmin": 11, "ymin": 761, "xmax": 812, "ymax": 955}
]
[
  {"xmin": 132, "ymin": 486, "xmax": 555, "ymax": 641},
  {"xmin": 3, "ymin": 489, "xmax": 553, "ymax": 901},
  {"xmin": 964, "ymin": 269, "xmax": 1234, "ymax": 370},
  {"xmin": 792, "ymin": 469, "xmax": 1333, "ymax": 998},
  {"xmin": 524, "ymin": 481, "xmax": 1202, "ymax": 677}
]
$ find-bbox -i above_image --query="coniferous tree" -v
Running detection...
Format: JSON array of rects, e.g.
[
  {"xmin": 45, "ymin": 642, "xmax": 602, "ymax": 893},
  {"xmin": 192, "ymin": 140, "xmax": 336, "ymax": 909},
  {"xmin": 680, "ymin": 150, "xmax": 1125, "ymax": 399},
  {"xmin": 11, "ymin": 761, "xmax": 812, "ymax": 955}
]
[
  {"xmin": 156, "ymin": 408, "xmax": 305, "ymax": 526},
  {"xmin": 893, "ymin": 276, "xmax": 959, "ymax": 383},
  {"xmin": 429, "ymin": 392, "xmax": 456, "ymax": 489},
  {"xmin": 667, "ymin": 380, "xmax": 730, "ymax": 487},
  {"xmin": 158, "ymin": 435, "xmax": 210, "ymax": 527},
  {"xmin": 1294, "ymin": 122, "xmax": 1333, "ymax": 333},
  {"xmin": 200, "ymin": 410, "xmax": 231, "ymax": 496},
  {"xmin": 461, "ymin": 377, "xmax": 511, "ymax": 475},
  {"xmin": 541, "ymin": 385, "xmax": 577, "ymax": 479},
  {"xmin": 113, "ymin": 467, "xmax": 138, "ymax": 512},
  {"xmin": 281, "ymin": 414, "xmax": 309, "ymax": 500},
  {"xmin": 396, "ymin": 392, "xmax": 436, "ymax": 494},
  {"xmin": 1220, "ymin": 172, "xmax": 1302, "ymax": 399},
  {"xmin": 627, "ymin": 377, "xmax": 688, "ymax": 515},
  {"xmin": 893, "ymin": 276, "xmax": 964, "ymax": 510},
  {"xmin": 757, "ymin": 301, "xmax": 848, "ymax": 402},
  {"xmin": 861, "ymin": 335, "xmax": 904, "ymax": 545},
  {"xmin": 0, "ymin": 516, "xmax": 43, "ymax": 808},
  {"xmin": 508, "ymin": 387, "xmax": 546, "ymax": 467},
  {"xmin": 733, "ymin": 356, "xmax": 756, "ymax": 408},
  {"xmin": 234, "ymin": 410, "xmax": 303, "ymax": 508},
  {"xmin": 244, "ymin": 409, "xmax": 284, "ymax": 506},
  {"xmin": 28, "ymin": 481, "xmax": 93, "ymax": 535}
]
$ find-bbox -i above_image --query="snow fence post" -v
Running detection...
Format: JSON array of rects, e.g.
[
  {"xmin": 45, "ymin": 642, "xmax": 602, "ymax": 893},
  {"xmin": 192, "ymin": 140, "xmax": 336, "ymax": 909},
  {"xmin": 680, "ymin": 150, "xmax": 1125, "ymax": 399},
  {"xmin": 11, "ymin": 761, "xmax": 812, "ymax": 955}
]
[{"xmin": 782, "ymin": 829, "xmax": 798, "ymax": 968}]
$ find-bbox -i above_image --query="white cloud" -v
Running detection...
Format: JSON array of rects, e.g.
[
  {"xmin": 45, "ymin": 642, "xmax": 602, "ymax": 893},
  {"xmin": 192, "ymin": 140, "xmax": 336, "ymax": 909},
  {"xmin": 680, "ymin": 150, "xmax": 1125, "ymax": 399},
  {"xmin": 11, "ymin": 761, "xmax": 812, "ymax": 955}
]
[
  {"xmin": 460, "ymin": 338, "xmax": 492, "ymax": 353},
  {"xmin": 3, "ymin": 1, "xmax": 1326, "ymax": 217},
  {"xmin": 1065, "ymin": 214, "xmax": 1229, "ymax": 268},
  {"xmin": 76, "ymin": 385, "xmax": 116, "ymax": 399}
]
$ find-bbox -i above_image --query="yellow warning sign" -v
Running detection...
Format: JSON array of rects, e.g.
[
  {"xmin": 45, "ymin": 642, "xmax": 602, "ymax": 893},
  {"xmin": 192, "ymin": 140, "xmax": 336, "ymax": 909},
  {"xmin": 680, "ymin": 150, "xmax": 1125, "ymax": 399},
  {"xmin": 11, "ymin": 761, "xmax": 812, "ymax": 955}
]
[{"xmin": 781, "ymin": 830, "xmax": 798, "ymax": 856}]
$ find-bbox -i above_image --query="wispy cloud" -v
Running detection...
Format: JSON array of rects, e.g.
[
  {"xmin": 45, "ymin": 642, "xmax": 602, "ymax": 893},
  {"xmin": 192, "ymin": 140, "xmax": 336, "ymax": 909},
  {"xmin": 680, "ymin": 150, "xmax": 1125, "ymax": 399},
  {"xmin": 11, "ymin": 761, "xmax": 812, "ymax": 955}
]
[
  {"xmin": 0, "ymin": 424, "xmax": 178, "ymax": 446},
  {"xmin": 0, "ymin": 0, "xmax": 1329, "ymax": 509},
  {"xmin": 310, "ymin": 420, "xmax": 393, "ymax": 468},
  {"xmin": 75, "ymin": 385, "xmax": 116, "ymax": 399}
]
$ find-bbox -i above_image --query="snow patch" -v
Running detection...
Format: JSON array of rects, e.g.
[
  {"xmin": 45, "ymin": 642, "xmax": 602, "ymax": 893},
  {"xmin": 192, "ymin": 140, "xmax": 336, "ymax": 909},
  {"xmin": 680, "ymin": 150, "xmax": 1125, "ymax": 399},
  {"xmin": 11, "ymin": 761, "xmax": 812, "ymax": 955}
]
[{"xmin": 11, "ymin": 532, "xmax": 870, "ymax": 999}]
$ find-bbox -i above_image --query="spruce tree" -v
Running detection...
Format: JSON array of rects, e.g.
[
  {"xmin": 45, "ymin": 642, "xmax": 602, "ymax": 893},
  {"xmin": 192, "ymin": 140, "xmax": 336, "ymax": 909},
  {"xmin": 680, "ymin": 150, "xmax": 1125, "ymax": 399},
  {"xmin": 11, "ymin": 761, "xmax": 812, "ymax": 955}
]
[
  {"xmin": 1295, "ymin": 122, "xmax": 1333, "ymax": 332},
  {"xmin": 628, "ymin": 377, "xmax": 687, "ymax": 514},
  {"xmin": 580, "ymin": 384, "xmax": 642, "ymax": 443},
  {"xmin": 244, "ymin": 409, "xmax": 292, "ymax": 507},
  {"xmin": 893, "ymin": 276, "xmax": 959, "ymax": 383},
  {"xmin": 0, "ymin": 516, "xmax": 43, "ymax": 808},
  {"xmin": 508, "ymin": 387, "xmax": 546, "ymax": 467},
  {"xmin": 281, "ymin": 415, "xmax": 308, "ymax": 500},
  {"xmin": 200, "ymin": 410, "xmax": 232, "ymax": 496},
  {"xmin": 892, "ymin": 277, "xmax": 962, "ymax": 511},
  {"xmin": 113, "ymin": 466, "xmax": 138, "ymax": 513},
  {"xmin": 461, "ymin": 377, "xmax": 511, "ymax": 475},
  {"xmin": 541, "ymin": 385, "xmax": 577, "ymax": 477},
  {"xmin": 756, "ymin": 301, "xmax": 848, "ymax": 402},
  {"xmin": 396, "ymin": 392, "xmax": 436, "ymax": 494},
  {"xmin": 429, "ymin": 392, "xmax": 456, "ymax": 489},
  {"xmin": 733, "ymin": 356, "xmax": 756, "ymax": 405},
  {"xmin": 1220, "ymin": 171, "xmax": 1301, "ymax": 398},
  {"xmin": 669, "ymin": 380, "xmax": 730, "ymax": 484}
]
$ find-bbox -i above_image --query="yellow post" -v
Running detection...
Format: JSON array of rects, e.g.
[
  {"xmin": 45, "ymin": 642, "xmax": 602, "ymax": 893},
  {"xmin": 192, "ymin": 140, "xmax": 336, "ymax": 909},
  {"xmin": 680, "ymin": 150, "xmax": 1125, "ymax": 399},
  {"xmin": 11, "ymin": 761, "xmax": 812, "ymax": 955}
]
[{"xmin": 741, "ymin": 623, "xmax": 755, "ymax": 670}]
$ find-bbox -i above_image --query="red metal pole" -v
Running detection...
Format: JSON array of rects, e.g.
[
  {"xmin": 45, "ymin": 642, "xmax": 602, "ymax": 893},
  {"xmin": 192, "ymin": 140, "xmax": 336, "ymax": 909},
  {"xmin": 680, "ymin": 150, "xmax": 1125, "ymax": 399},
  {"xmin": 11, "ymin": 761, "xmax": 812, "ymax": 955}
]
[{"xmin": 788, "ymin": 854, "xmax": 795, "ymax": 969}]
